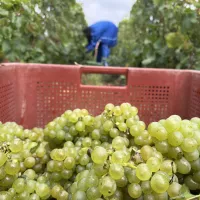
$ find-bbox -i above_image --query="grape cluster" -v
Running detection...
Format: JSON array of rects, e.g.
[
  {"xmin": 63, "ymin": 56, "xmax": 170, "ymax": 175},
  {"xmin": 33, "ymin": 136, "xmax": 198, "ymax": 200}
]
[{"xmin": 0, "ymin": 103, "xmax": 200, "ymax": 199}]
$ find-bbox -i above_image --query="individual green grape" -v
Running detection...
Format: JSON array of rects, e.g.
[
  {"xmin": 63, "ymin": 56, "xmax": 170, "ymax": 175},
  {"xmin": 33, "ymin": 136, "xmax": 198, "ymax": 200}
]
[
  {"xmin": 146, "ymin": 157, "xmax": 161, "ymax": 172},
  {"xmin": 181, "ymin": 138, "xmax": 197, "ymax": 152},
  {"xmin": 109, "ymin": 128, "xmax": 120, "ymax": 138},
  {"xmin": 190, "ymin": 158, "xmax": 200, "ymax": 171},
  {"xmin": 91, "ymin": 129, "xmax": 101, "ymax": 140},
  {"xmin": 77, "ymin": 177, "xmax": 88, "ymax": 191},
  {"xmin": 184, "ymin": 149, "xmax": 199, "ymax": 162},
  {"xmin": 116, "ymin": 175, "xmax": 128, "ymax": 187},
  {"xmin": 109, "ymin": 163, "xmax": 124, "ymax": 180},
  {"xmin": 64, "ymin": 157, "xmax": 75, "ymax": 170},
  {"xmin": 160, "ymin": 160, "xmax": 176, "ymax": 175},
  {"xmin": 93, "ymin": 163, "xmax": 109, "ymax": 177},
  {"xmin": 36, "ymin": 146, "xmax": 46, "ymax": 158},
  {"xmin": 54, "ymin": 149, "xmax": 66, "ymax": 161},
  {"xmin": 112, "ymin": 136, "xmax": 126, "ymax": 150},
  {"xmin": 79, "ymin": 154, "xmax": 90, "ymax": 166},
  {"xmin": 111, "ymin": 150, "xmax": 126, "ymax": 164},
  {"xmin": 141, "ymin": 181, "xmax": 152, "ymax": 194},
  {"xmin": 86, "ymin": 186, "xmax": 101, "ymax": 200},
  {"xmin": 91, "ymin": 146, "xmax": 108, "ymax": 164},
  {"xmin": 24, "ymin": 156, "xmax": 36, "ymax": 168},
  {"xmin": 75, "ymin": 121, "xmax": 85, "ymax": 132},
  {"xmin": 35, "ymin": 183, "xmax": 50, "ymax": 198},
  {"xmin": 0, "ymin": 167, "xmax": 6, "ymax": 180},
  {"xmin": 57, "ymin": 190, "xmax": 69, "ymax": 200},
  {"xmin": 83, "ymin": 115, "xmax": 94, "ymax": 126},
  {"xmin": 12, "ymin": 178, "xmax": 25, "ymax": 193},
  {"xmin": 26, "ymin": 179, "xmax": 36, "ymax": 194},
  {"xmin": 9, "ymin": 138, "xmax": 23, "ymax": 153},
  {"xmin": 0, "ymin": 191, "xmax": 11, "ymax": 200},
  {"xmin": 103, "ymin": 120, "xmax": 114, "ymax": 132},
  {"xmin": 128, "ymin": 183, "xmax": 142, "ymax": 199},
  {"xmin": 118, "ymin": 122, "xmax": 127, "ymax": 132},
  {"xmin": 184, "ymin": 175, "xmax": 200, "ymax": 190},
  {"xmin": 155, "ymin": 140, "xmax": 169, "ymax": 154},
  {"xmin": 115, "ymin": 116, "xmax": 125, "ymax": 124},
  {"xmin": 153, "ymin": 192, "xmax": 168, "ymax": 200},
  {"xmin": 140, "ymin": 145, "xmax": 153, "ymax": 161},
  {"xmin": 72, "ymin": 190, "xmax": 87, "ymax": 200},
  {"xmin": 86, "ymin": 174, "xmax": 99, "ymax": 187},
  {"xmin": 69, "ymin": 113, "xmax": 79, "ymax": 123},
  {"xmin": 61, "ymin": 169, "xmax": 73, "ymax": 180},
  {"xmin": 0, "ymin": 152, "xmax": 7, "ymax": 167},
  {"xmin": 154, "ymin": 126, "xmax": 168, "ymax": 141},
  {"xmin": 164, "ymin": 116, "xmax": 181, "ymax": 133},
  {"xmin": 51, "ymin": 184, "xmax": 63, "ymax": 198},
  {"xmin": 136, "ymin": 163, "xmax": 152, "ymax": 181},
  {"xmin": 175, "ymin": 157, "xmax": 191, "ymax": 174},
  {"xmin": 167, "ymin": 146, "xmax": 183, "ymax": 160},
  {"xmin": 143, "ymin": 194, "xmax": 156, "ymax": 200},
  {"xmin": 98, "ymin": 176, "xmax": 116, "ymax": 197},
  {"xmin": 167, "ymin": 131, "xmax": 184, "ymax": 147},
  {"xmin": 150, "ymin": 172, "xmax": 169, "ymax": 193},
  {"xmin": 180, "ymin": 120, "xmax": 193, "ymax": 137},
  {"xmin": 29, "ymin": 193, "xmax": 40, "ymax": 200},
  {"xmin": 5, "ymin": 160, "xmax": 20, "ymax": 175},
  {"xmin": 192, "ymin": 171, "xmax": 200, "ymax": 183},
  {"xmin": 126, "ymin": 118, "xmax": 136, "ymax": 128},
  {"xmin": 113, "ymin": 106, "xmax": 122, "ymax": 116},
  {"xmin": 126, "ymin": 169, "xmax": 140, "ymax": 184},
  {"xmin": 130, "ymin": 125, "xmax": 141, "ymax": 137},
  {"xmin": 23, "ymin": 169, "xmax": 37, "ymax": 180},
  {"xmin": 167, "ymin": 182, "xmax": 182, "ymax": 198}
]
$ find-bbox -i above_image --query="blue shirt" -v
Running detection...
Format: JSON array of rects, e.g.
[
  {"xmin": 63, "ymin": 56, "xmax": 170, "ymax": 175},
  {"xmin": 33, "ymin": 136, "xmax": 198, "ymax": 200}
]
[{"xmin": 86, "ymin": 21, "xmax": 118, "ymax": 62}]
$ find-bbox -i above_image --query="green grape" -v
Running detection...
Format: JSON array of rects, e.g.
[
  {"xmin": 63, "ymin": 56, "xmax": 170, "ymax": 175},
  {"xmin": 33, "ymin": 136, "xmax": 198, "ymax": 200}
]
[
  {"xmin": 130, "ymin": 125, "xmax": 140, "ymax": 137},
  {"xmin": 154, "ymin": 126, "xmax": 168, "ymax": 141},
  {"xmin": 86, "ymin": 174, "xmax": 99, "ymax": 187},
  {"xmin": 192, "ymin": 171, "xmax": 200, "ymax": 183},
  {"xmin": 72, "ymin": 190, "xmax": 87, "ymax": 200},
  {"xmin": 175, "ymin": 157, "xmax": 191, "ymax": 174},
  {"xmin": 126, "ymin": 118, "xmax": 136, "ymax": 128},
  {"xmin": 51, "ymin": 172, "xmax": 62, "ymax": 182},
  {"xmin": 160, "ymin": 160, "xmax": 176, "ymax": 175},
  {"xmin": 64, "ymin": 141, "xmax": 74, "ymax": 148},
  {"xmin": 0, "ymin": 167, "xmax": 6, "ymax": 180},
  {"xmin": 77, "ymin": 177, "xmax": 88, "ymax": 191},
  {"xmin": 109, "ymin": 163, "xmax": 124, "ymax": 180},
  {"xmin": 24, "ymin": 156, "xmax": 36, "ymax": 168},
  {"xmin": 36, "ymin": 146, "xmax": 46, "ymax": 158},
  {"xmin": 0, "ymin": 191, "xmax": 11, "ymax": 200},
  {"xmin": 140, "ymin": 145, "xmax": 153, "ymax": 161},
  {"xmin": 79, "ymin": 154, "xmax": 90, "ymax": 165},
  {"xmin": 13, "ymin": 178, "xmax": 25, "ymax": 193},
  {"xmin": 8, "ymin": 188, "xmax": 15, "ymax": 197},
  {"xmin": 153, "ymin": 192, "xmax": 168, "ymax": 200},
  {"xmin": 92, "ymin": 129, "xmax": 101, "ymax": 140},
  {"xmin": 57, "ymin": 190, "xmax": 69, "ymax": 200},
  {"xmin": 98, "ymin": 176, "xmax": 116, "ymax": 197},
  {"xmin": 26, "ymin": 179, "xmax": 36, "ymax": 193},
  {"xmin": 115, "ymin": 116, "xmax": 124, "ymax": 123},
  {"xmin": 180, "ymin": 120, "xmax": 193, "ymax": 136},
  {"xmin": 116, "ymin": 175, "xmax": 128, "ymax": 187},
  {"xmin": 155, "ymin": 140, "xmax": 169, "ymax": 154},
  {"xmin": 113, "ymin": 106, "xmax": 122, "ymax": 116},
  {"xmin": 103, "ymin": 120, "xmax": 114, "ymax": 132},
  {"xmin": 93, "ymin": 163, "xmax": 108, "ymax": 177},
  {"xmin": 109, "ymin": 128, "xmax": 120, "ymax": 138},
  {"xmin": 184, "ymin": 149, "xmax": 199, "ymax": 162},
  {"xmin": 111, "ymin": 150, "xmax": 126, "ymax": 164},
  {"xmin": 35, "ymin": 183, "xmax": 50, "ymax": 198},
  {"xmin": 23, "ymin": 169, "xmax": 36, "ymax": 180},
  {"xmin": 55, "ymin": 149, "xmax": 66, "ymax": 161},
  {"xmin": 51, "ymin": 184, "xmax": 63, "ymax": 198},
  {"xmin": 136, "ymin": 163, "xmax": 152, "ymax": 181},
  {"xmin": 167, "ymin": 146, "xmax": 183, "ymax": 160},
  {"xmin": 134, "ymin": 135, "xmax": 145, "ymax": 146},
  {"xmin": 167, "ymin": 182, "xmax": 182, "ymax": 198},
  {"xmin": 69, "ymin": 113, "xmax": 79, "ymax": 123},
  {"xmin": 126, "ymin": 169, "xmax": 140, "ymax": 184},
  {"xmin": 165, "ymin": 117, "xmax": 181, "ymax": 133},
  {"xmin": 75, "ymin": 121, "xmax": 85, "ymax": 132},
  {"xmin": 130, "ymin": 106, "xmax": 138, "ymax": 116},
  {"xmin": 190, "ymin": 158, "xmax": 200, "ymax": 171},
  {"xmin": 193, "ymin": 130, "xmax": 200, "ymax": 145},
  {"xmin": 29, "ymin": 193, "xmax": 40, "ymax": 200},
  {"xmin": 146, "ymin": 157, "xmax": 161, "ymax": 172},
  {"xmin": 128, "ymin": 183, "xmax": 142, "ymax": 199},
  {"xmin": 9, "ymin": 138, "xmax": 23, "ymax": 153},
  {"xmin": 143, "ymin": 194, "xmax": 156, "ymax": 200},
  {"xmin": 0, "ymin": 152, "xmax": 7, "ymax": 167},
  {"xmin": 141, "ymin": 181, "xmax": 152, "ymax": 194},
  {"xmin": 181, "ymin": 138, "xmax": 197, "ymax": 152},
  {"xmin": 184, "ymin": 175, "xmax": 200, "ymax": 190},
  {"xmin": 56, "ymin": 130, "xmax": 65, "ymax": 140},
  {"xmin": 61, "ymin": 169, "xmax": 73, "ymax": 179},
  {"xmin": 105, "ymin": 103, "xmax": 114, "ymax": 112},
  {"xmin": 82, "ymin": 137, "xmax": 92, "ymax": 147},
  {"xmin": 5, "ymin": 160, "xmax": 20, "ymax": 175},
  {"xmin": 117, "ymin": 122, "xmax": 127, "ymax": 132},
  {"xmin": 150, "ymin": 172, "xmax": 169, "ymax": 193},
  {"xmin": 167, "ymin": 131, "xmax": 184, "ymax": 147},
  {"xmin": 91, "ymin": 146, "xmax": 108, "ymax": 164},
  {"xmin": 112, "ymin": 136, "xmax": 126, "ymax": 150},
  {"xmin": 69, "ymin": 126, "xmax": 78, "ymax": 136},
  {"xmin": 64, "ymin": 157, "xmax": 75, "ymax": 169}
]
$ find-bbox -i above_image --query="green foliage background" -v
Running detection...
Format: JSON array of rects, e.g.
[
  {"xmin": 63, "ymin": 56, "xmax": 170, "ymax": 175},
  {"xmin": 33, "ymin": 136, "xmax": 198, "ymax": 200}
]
[
  {"xmin": 0, "ymin": 0, "xmax": 88, "ymax": 64},
  {"xmin": 109, "ymin": 0, "xmax": 200, "ymax": 69}
]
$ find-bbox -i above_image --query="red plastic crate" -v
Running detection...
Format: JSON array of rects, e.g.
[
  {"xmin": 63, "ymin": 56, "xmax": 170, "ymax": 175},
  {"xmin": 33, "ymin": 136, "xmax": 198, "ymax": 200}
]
[{"xmin": 0, "ymin": 63, "xmax": 200, "ymax": 129}]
